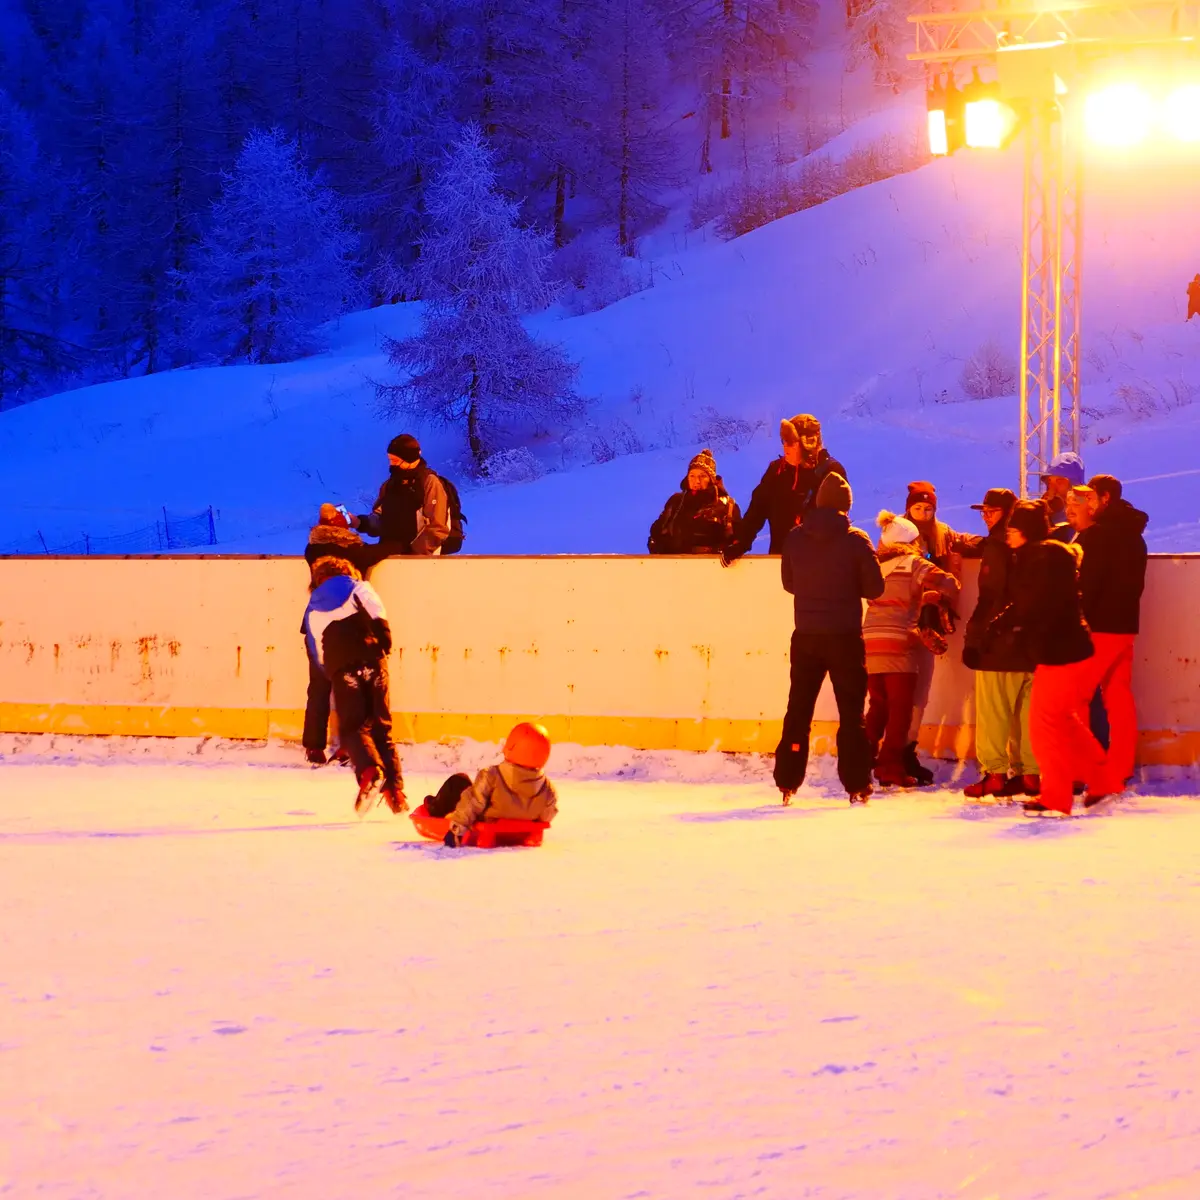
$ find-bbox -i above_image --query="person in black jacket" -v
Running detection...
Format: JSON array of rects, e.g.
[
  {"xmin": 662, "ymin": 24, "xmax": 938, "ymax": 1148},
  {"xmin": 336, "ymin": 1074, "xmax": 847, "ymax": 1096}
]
[
  {"xmin": 992, "ymin": 500, "xmax": 1116, "ymax": 815},
  {"xmin": 648, "ymin": 449, "xmax": 742, "ymax": 554},
  {"xmin": 775, "ymin": 472, "xmax": 885, "ymax": 805},
  {"xmin": 352, "ymin": 434, "xmax": 451, "ymax": 566},
  {"xmin": 958, "ymin": 488, "xmax": 1040, "ymax": 799},
  {"xmin": 721, "ymin": 414, "xmax": 846, "ymax": 563},
  {"xmin": 301, "ymin": 505, "xmax": 374, "ymax": 765},
  {"xmin": 1076, "ymin": 474, "xmax": 1149, "ymax": 788},
  {"xmin": 302, "ymin": 557, "xmax": 406, "ymax": 815}
]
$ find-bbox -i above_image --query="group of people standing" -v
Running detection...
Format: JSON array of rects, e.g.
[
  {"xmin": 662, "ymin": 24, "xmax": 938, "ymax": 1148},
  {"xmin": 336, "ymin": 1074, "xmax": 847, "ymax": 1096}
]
[{"xmin": 650, "ymin": 416, "xmax": 1149, "ymax": 817}]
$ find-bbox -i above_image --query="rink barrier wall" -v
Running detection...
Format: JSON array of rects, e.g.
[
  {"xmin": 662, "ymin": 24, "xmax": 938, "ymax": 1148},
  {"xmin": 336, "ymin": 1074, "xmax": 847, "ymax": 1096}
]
[{"xmin": 0, "ymin": 554, "xmax": 1198, "ymax": 765}]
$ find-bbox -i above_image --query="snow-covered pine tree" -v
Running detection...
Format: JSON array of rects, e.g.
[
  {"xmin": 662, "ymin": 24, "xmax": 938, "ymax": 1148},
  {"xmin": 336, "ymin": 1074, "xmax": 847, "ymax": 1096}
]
[
  {"xmin": 0, "ymin": 90, "xmax": 70, "ymax": 406},
  {"xmin": 184, "ymin": 128, "xmax": 359, "ymax": 364},
  {"xmin": 376, "ymin": 125, "xmax": 581, "ymax": 472},
  {"xmin": 590, "ymin": 0, "xmax": 676, "ymax": 255},
  {"xmin": 845, "ymin": 0, "xmax": 915, "ymax": 94},
  {"xmin": 363, "ymin": 34, "xmax": 459, "ymax": 302}
]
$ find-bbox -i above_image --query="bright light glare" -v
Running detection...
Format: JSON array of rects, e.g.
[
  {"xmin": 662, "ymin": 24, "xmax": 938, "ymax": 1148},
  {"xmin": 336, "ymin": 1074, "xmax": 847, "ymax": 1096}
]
[
  {"xmin": 964, "ymin": 98, "xmax": 1006, "ymax": 149},
  {"xmin": 928, "ymin": 109, "xmax": 948, "ymax": 157},
  {"xmin": 1164, "ymin": 85, "xmax": 1200, "ymax": 142},
  {"xmin": 1085, "ymin": 84, "xmax": 1154, "ymax": 147}
]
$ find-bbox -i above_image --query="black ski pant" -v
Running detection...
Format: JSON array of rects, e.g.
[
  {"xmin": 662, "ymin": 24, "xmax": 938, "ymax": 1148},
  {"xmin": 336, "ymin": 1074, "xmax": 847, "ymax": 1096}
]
[
  {"xmin": 303, "ymin": 659, "xmax": 333, "ymax": 752},
  {"xmin": 774, "ymin": 630, "xmax": 872, "ymax": 796},
  {"xmin": 329, "ymin": 659, "xmax": 402, "ymax": 789},
  {"xmin": 426, "ymin": 773, "xmax": 473, "ymax": 818}
]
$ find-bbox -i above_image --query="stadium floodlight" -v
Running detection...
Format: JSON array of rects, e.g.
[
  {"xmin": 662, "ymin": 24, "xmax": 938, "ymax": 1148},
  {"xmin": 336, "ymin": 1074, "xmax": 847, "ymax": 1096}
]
[
  {"xmin": 964, "ymin": 98, "xmax": 1012, "ymax": 148},
  {"xmin": 928, "ymin": 107, "xmax": 950, "ymax": 156},
  {"xmin": 1164, "ymin": 84, "xmax": 1200, "ymax": 142},
  {"xmin": 1084, "ymin": 82, "xmax": 1154, "ymax": 147}
]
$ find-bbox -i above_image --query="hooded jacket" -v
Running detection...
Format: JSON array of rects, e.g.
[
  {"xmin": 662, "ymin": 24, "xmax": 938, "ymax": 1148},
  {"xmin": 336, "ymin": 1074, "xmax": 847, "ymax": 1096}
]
[
  {"xmin": 302, "ymin": 575, "xmax": 392, "ymax": 677},
  {"xmin": 449, "ymin": 762, "xmax": 559, "ymax": 831},
  {"xmin": 727, "ymin": 448, "xmax": 847, "ymax": 558},
  {"xmin": 962, "ymin": 521, "xmax": 1035, "ymax": 672},
  {"xmin": 1075, "ymin": 498, "xmax": 1149, "ymax": 634},
  {"xmin": 992, "ymin": 539, "xmax": 1093, "ymax": 666},
  {"xmin": 780, "ymin": 507, "xmax": 885, "ymax": 634},
  {"xmin": 357, "ymin": 463, "xmax": 450, "ymax": 555},
  {"xmin": 648, "ymin": 476, "xmax": 741, "ymax": 554}
]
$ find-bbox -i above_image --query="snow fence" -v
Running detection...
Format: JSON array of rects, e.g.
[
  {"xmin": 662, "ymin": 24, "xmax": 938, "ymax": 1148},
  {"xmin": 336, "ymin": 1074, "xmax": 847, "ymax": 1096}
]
[{"xmin": 0, "ymin": 554, "xmax": 1197, "ymax": 765}]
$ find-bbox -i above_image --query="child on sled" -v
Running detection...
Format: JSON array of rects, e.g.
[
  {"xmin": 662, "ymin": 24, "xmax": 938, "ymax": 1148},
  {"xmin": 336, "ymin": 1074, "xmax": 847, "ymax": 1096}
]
[{"xmin": 427, "ymin": 722, "xmax": 559, "ymax": 847}]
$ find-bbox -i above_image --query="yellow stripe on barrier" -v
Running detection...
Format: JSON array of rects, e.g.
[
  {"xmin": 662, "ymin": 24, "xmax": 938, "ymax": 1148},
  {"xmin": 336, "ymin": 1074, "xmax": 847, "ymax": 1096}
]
[{"xmin": 1, "ymin": 702, "xmax": 1197, "ymax": 766}]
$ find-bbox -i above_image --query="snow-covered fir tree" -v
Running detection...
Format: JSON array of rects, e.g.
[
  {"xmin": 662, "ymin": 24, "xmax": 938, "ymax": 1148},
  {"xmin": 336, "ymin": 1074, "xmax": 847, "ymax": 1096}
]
[
  {"xmin": 376, "ymin": 125, "xmax": 582, "ymax": 472},
  {"xmin": 184, "ymin": 128, "xmax": 360, "ymax": 364}
]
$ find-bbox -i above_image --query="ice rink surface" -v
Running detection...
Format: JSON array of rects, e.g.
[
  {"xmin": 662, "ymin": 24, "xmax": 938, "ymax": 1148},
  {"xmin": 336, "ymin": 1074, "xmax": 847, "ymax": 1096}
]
[{"xmin": 2, "ymin": 747, "xmax": 1199, "ymax": 1199}]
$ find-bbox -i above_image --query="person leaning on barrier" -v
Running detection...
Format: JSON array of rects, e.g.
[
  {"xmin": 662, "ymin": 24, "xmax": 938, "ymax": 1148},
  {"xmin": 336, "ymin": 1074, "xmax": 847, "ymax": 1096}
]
[
  {"xmin": 301, "ymin": 504, "xmax": 374, "ymax": 766},
  {"xmin": 1075, "ymin": 474, "xmax": 1149, "ymax": 790},
  {"xmin": 721, "ymin": 413, "xmax": 846, "ymax": 563},
  {"xmin": 351, "ymin": 434, "xmax": 450, "ymax": 566},
  {"xmin": 774, "ymin": 471, "xmax": 884, "ymax": 807},
  {"xmin": 1039, "ymin": 451, "xmax": 1086, "ymax": 540},
  {"xmin": 647, "ymin": 449, "xmax": 741, "ymax": 555}
]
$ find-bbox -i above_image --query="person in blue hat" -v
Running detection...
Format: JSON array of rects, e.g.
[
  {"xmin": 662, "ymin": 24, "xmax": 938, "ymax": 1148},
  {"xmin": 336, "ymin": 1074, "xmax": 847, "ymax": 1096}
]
[{"xmin": 1040, "ymin": 451, "xmax": 1085, "ymax": 540}]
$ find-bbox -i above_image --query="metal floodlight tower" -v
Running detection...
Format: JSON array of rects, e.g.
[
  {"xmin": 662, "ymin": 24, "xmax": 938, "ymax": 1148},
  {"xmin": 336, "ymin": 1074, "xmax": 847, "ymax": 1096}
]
[{"xmin": 909, "ymin": 0, "xmax": 1200, "ymax": 497}]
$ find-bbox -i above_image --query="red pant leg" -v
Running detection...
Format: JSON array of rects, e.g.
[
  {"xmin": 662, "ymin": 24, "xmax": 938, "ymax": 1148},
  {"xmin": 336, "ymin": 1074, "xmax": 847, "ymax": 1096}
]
[
  {"xmin": 881, "ymin": 672, "xmax": 918, "ymax": 769},
  {"xmin": 866, "ymin": 675, "xmax": 889, "ymax": 757},
  {"xmin": 1092, "ymin": 633, "xmax": 1137, "ymax": 789},
  {"xmin": 1030, "ymin": 660, "xmax": 1108, "ymax": 814}
]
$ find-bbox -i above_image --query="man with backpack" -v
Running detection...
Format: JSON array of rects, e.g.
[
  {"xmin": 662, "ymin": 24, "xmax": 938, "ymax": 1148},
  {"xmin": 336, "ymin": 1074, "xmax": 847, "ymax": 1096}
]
[{"xmin": 352, "ymin": 434, "xmax": 465, "ymax": 565}]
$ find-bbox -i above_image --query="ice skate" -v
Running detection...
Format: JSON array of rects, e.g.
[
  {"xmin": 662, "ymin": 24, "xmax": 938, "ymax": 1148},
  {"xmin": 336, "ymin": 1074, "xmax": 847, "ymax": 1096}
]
[
  {"xmin": 902, "ymin": 742, "xmax": 934, "ymax": 786},
  {"xmin": 382, "ymin": 783, "xmax": 408, "ymax": 815},
  {"xmin": 964, "ymin": 772, "xmax": 1006, "ymax": 800},
  {"xmin": 848, "ymin": 788, "xmax": 871, "ymax": 806},
  {"xmin": 780, "ymin": 789, "xmax": 795, "ymax": 807},
  {"xmin": 1082, "ymin": 791, "xmax": 1114, "ymax": 814},
  {"xmin": 354, "ymin": 767, "xmax": 380, "ymax": 815},
  {"xmin": 305, "ymin": 747, "xmax": 327, "ymax": 766}
]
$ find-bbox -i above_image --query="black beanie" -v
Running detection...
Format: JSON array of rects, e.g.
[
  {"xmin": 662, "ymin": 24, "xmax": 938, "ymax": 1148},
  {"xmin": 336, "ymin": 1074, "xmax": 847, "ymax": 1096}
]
[
  {"xmin": 1007, "ymin": 499, "xmax": 1051, "ymax": 542},
  {"xmin": 387, "ymin": 434, "xmax": 421, "ymax": 463}
]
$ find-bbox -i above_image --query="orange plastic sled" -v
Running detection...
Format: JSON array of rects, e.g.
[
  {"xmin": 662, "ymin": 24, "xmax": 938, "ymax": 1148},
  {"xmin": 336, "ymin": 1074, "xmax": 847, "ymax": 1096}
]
[{"xmin": 410, "ymin": 804, "xmax": 549, "ymax": 848}]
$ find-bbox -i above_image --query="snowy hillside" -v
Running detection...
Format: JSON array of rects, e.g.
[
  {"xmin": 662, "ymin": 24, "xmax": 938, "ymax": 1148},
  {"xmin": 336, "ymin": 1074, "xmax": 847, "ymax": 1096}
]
[{"xmin": 4, "ymin": 110, "xmax": 1200, "ymax": 554}]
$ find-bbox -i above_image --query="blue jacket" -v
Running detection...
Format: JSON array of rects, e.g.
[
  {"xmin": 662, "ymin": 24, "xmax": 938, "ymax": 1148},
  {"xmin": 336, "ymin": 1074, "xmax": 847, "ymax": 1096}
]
[{"xmin": 780, "ymin": 508, "xmax": 885, "ymax": 634}]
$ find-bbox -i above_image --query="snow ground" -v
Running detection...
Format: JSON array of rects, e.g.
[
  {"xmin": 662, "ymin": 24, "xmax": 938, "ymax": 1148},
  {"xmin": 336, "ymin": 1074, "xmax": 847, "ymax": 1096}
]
[{"xmin": 3, "ymin": 745, "xmax": 1199, "ymax": 1199}]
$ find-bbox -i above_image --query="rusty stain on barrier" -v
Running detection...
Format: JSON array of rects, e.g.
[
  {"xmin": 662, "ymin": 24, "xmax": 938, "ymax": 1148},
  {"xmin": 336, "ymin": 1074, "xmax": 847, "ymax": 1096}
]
[
  {"xmin": 498, "ymin": 646, "xmax": 510, "ymax": 662},
  {"xmin": 168, "ymin": 640, "xmax": 181, "ymax": 657},
  {"xmin": 110, "ymin": 640, "xmax": 120, "ymax": 670},
  {"xmin": 22, "ymin": 640, "xmax": 35, "ymax": 664},
  {"xmin": 693, "ymin": 644, "xmax": 713, "ymax": 667},
  {"xmin": 136, "ymin": 636, "xmax": 157, "ymax": 681},
  {"xmin": 424, "ymin": 644, "xmax": 440, "ymax": 664},
  {"xmin": 53, "ymin": 643, "xmax": 60, "ymax": 671},
  {"xmin": 236, "ymin": 646, "xmax": 242, "ymax": 676},
  {"xmin": 654, "ymin": 648, "xmax": 669, "ymax": 661}
]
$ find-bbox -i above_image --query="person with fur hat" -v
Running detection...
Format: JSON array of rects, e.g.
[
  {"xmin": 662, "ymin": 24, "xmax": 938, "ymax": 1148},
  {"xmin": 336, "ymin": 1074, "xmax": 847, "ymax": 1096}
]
[
  {"xmin": 301, "ymin": 504, "xmax": 373, "ymax": 765},
  {"xmin": 959, "ymin": 487, "xmax": 1040, "ymax": 799},
  {"xmin": 438, "ymin": 722, "xmax": 559, "ymax": 848},
  {"xmin": 302, "ymin": 557, "xmax": 406, "ymax": 816},
  {"xmin": 352, "ymin": 434, "xmax": 451, "ymax": 563},
  {"xmin": 775, "ymin": 472, "xmax": 884, "ymax": 805},
  {"xmin": 863, "ymin": 512, "xmax": 960, "ymax": 787},
  {"xmin": 990, "ymin": 499, "xmax": 1118, "ymax": 815},
  {"xmin": 900, "ymin": 480, "xmax": 982, "ymax": 782},
  {"xmin": 721, "ymin": 414, "xmax": 846, "ymax": 563},
  {"xmin": 648, "ymin": 449, "xmax": 742, "ymax": 555}
]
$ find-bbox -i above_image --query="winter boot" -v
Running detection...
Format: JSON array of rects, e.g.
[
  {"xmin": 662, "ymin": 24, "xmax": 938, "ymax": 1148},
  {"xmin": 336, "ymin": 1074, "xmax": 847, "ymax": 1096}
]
[
  {"xmin": 902, "ymin": 741, "xmax": 934, "ymax": 786},
  {"xmin": 354, "ymin": 767, "xmax": 381, "ymax": 815},
  {"xmin": 874, "ymin": 766, "xmax": 918, "ymax": 788},
  {"xmin": 996, "ymin": 774, "xmax": 1028, "ymax": 798},
  {"xmin": 382, "ymin": 784, "xmax": 408, "ymax": 815},
  {"xmin": 305, "ymin": 747, "xmax": 327, "ymax": 766},
  {"xmin": 963, "ymin": 772, "xmax": 1007, "ymax": 799}
]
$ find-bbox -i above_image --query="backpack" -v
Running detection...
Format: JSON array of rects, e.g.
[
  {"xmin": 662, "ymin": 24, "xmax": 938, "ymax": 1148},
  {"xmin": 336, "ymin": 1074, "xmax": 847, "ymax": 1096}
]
[{"xmin": 436, "ymin": 474, "xmax": 466, "ymax": 554}]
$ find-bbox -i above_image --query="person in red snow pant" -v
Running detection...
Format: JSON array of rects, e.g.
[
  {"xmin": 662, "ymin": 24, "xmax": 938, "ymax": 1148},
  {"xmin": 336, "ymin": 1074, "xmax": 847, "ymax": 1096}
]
[
  {"xmin": 1091, "ymin": 632, "xmax": 1137, "ymax": 785},
  {"xmin": 865, "ymin": 673, "xmax": 918, "ymax": 775},
  {"xmin": 1029, "ymin": 658, "xmax": 1111, "ymax": 814}
]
